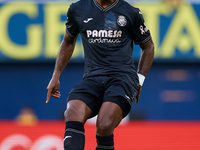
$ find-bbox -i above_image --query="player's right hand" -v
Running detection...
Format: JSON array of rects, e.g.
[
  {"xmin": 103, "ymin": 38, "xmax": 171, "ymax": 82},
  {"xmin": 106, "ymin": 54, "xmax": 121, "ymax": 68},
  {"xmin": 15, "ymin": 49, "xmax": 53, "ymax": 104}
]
[{"xmin": 46, "ymin": 78, "xmax": 61, "ymax": 103}]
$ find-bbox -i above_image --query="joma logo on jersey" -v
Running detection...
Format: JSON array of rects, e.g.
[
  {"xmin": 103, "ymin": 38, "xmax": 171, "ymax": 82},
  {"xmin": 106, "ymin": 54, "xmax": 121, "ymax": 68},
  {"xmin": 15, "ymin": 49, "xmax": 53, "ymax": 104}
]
[{"xmin": 86, "ymin": 30, "xmax": 122, "ymax": 38}]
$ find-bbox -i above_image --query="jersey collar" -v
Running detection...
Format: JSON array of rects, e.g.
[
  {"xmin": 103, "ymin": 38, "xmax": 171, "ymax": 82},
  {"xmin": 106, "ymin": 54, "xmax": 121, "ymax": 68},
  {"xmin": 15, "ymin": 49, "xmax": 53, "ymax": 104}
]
[{"xmin": 93, "ymin": 0, "xmax": 120, "ymax": 12}]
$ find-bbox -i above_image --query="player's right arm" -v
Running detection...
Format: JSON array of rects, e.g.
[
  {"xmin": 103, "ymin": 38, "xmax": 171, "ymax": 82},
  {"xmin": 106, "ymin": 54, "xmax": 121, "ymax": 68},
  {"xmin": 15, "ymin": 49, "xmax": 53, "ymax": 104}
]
[{"xmin": 46, "ymin": 32, "xmax": 78, "ymax": 103}]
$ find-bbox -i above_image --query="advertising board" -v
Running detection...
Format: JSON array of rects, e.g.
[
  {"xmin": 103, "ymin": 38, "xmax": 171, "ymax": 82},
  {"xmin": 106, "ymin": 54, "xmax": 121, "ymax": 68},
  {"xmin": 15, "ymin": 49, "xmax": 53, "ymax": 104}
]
[
  {"xmin": 0, "ymin": 121, "xmax": 200, "ymax": 150},
  {"xmin": 0, "ymin": 1, "xmax": 200, "ymax": 62}
]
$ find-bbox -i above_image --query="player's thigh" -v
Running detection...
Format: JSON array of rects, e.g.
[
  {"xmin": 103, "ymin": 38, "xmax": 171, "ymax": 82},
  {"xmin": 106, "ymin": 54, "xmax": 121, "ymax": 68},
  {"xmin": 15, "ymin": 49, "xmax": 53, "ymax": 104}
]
[
  {"xmin": 96, "ymin": 101, "xmax": 123, "ymax": 136},
  {"xmin": 64, "ymin": 99, "xmax": 92, "ymax": 124},
  {"xmin": 67, "ymin": 77, "xmax": 104, "ymax": 118}
]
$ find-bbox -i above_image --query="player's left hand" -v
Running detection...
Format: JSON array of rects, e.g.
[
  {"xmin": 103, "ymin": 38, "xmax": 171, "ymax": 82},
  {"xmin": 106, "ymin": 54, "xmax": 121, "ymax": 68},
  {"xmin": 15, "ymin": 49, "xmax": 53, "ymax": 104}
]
[{"xmin": 136, "ymin": 85, "xmax": 142, "ymax": 104}]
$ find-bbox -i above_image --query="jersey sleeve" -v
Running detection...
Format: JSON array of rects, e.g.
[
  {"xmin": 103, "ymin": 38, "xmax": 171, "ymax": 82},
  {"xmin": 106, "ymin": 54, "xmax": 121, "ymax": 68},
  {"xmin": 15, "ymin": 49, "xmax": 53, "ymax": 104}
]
[
  {"xmin": 65, "ymin": 4, "xmax": 79, "ymax": 37},
  {"xmin": 131, "ymin": 8, "xmax": 151, "ymax": 45}
]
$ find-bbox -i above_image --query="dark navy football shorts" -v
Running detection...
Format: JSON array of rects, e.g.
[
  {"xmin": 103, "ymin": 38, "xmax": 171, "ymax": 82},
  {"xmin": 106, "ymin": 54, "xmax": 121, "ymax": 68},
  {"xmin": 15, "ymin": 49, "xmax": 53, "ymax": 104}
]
[{"xmin": 67, "ymin": 75, "xmax": 139, "ymax": 118}]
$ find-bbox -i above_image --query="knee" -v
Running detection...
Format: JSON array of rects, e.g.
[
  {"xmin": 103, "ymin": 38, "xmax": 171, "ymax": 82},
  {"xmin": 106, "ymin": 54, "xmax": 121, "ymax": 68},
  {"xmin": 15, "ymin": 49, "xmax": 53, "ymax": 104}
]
[
  {"xmin": 96, "ymin": 120, "xmax": 114, "ymax": 136},
  {"xmin": 64, "ymin": 107, "xmax": 80, "ymax": 122},
  {"xmin": 64, "ymin": 101, "xmax": 91, "ymax": 123}
]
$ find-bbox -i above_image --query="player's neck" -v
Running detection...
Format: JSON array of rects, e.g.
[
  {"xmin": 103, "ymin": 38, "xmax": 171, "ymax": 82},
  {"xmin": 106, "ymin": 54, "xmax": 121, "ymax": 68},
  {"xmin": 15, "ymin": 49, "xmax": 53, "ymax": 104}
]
[{"xmin": 96, "ymin": 0, "xmax": 116, "ymax": 8}]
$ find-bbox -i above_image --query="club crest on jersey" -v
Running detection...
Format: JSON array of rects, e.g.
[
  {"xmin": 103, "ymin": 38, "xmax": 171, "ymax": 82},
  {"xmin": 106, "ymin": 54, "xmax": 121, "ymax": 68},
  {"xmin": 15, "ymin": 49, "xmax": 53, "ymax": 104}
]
[{"xmin": 117, "ymin": 16, "xmax": 127, "ymax": 27}]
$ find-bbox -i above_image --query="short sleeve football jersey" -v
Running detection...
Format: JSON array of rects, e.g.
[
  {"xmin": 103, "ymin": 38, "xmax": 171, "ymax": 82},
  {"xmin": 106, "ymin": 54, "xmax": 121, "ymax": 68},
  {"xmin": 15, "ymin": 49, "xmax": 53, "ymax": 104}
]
[{"xmin": 66, "ymin": 0, "xmax": 151, "ymax": 80}]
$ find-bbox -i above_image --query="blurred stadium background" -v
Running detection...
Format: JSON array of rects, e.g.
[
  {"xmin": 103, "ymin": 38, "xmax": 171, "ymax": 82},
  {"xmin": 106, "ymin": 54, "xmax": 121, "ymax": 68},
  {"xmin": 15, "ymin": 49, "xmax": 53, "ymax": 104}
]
[{"xmin": 0, "ymin": 0, "xmax": 200, "ymax": 149}]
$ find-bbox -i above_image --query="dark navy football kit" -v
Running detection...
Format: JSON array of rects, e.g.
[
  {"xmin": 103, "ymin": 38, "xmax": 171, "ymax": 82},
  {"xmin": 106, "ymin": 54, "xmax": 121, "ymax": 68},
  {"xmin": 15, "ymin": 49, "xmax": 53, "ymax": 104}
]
[{"xmin": 66, "ymin": 0, "xmax": 151, "ymax": 118}]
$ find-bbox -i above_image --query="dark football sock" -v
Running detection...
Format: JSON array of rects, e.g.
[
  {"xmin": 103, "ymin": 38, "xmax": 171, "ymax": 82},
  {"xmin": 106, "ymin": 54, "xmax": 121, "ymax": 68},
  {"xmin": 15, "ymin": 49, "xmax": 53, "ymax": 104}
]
[
  {"xmin": 96, "ymin": 134, "xmax": 114, "ymax": 150},
  {"xmin": 64, "ymin": 121, "xmax": 85, "ymax": 150}
]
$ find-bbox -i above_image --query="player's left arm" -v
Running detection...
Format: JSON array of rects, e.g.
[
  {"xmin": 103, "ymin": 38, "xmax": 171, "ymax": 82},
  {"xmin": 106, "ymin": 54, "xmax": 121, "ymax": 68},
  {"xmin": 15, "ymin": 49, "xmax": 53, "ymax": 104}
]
[
  {"xmin": 136, "ymin": 38, "xmax": 154, "ymax": 103},
  {"xmin": 138, "ymin": 38, "xmax": 154, "ymax": 77}
]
